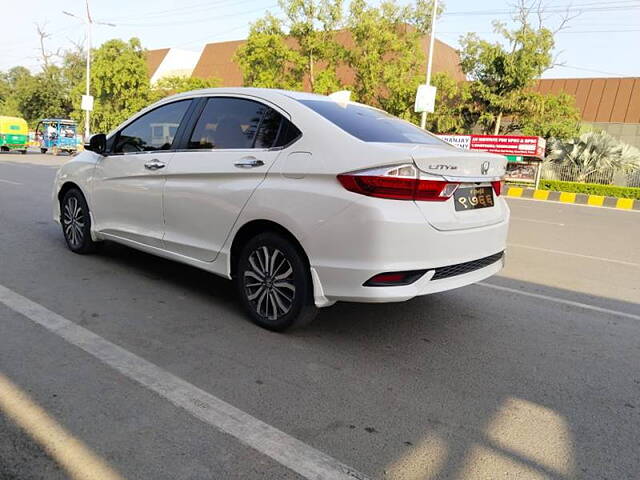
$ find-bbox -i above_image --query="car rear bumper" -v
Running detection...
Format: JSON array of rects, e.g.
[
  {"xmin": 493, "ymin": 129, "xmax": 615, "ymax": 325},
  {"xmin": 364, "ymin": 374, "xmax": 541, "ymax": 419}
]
[
  {"xmin": 307, "ymin": 196, "xmax": 509, "ymax": 306},
  {"xmin": 314, "ymin": 250, "xmax": 504, "ymax": 304}
]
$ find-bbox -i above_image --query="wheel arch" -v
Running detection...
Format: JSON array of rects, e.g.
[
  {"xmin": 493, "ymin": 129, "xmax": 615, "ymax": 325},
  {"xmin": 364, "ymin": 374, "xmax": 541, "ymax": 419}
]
[
  {"xmin": 229, "ymin": 219, "xmax": 311, "ymax": 280},
  {"xmin": 57, "ymin": 181, "xmax": 85, "ymax": 204}
]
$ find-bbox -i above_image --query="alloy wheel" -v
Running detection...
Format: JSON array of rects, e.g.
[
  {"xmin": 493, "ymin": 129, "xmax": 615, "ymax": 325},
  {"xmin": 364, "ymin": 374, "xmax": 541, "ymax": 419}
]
[
  {"xmin": 243, "ymin": 246, "xmax": 296, "ymax": 321},
  {"xmin": 62, "ymin": 196, "xmax": 85, "ymax": 249}
]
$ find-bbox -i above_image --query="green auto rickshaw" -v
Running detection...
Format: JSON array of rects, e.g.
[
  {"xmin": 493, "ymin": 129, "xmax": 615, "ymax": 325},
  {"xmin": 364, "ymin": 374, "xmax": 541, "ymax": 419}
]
[{"xmin": 0, "ymin": 116, "xmax": 29, "ymax": 154}]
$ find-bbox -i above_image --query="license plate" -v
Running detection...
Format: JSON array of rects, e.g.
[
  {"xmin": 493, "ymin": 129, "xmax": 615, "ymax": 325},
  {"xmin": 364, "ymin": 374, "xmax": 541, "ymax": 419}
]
[{"xmin": 454, "ymin": 186, "xmax": 494, "ymax": 211}]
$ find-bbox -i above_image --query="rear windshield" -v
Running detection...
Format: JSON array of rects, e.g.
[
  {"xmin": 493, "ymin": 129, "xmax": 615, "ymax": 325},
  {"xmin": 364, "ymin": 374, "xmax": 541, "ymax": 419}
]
[{"xmin": 297, "ymin": 99, "xmax": 447, "ymax": 145}]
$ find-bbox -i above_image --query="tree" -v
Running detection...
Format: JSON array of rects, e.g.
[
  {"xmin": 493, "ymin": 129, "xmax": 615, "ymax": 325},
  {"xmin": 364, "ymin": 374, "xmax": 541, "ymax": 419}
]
[
  {"xmin": 506, "ymin": 91, "xmax": 581, "ymax": 139},
  {"xmin": 150, "ymin": 75, "xmax": 221, "ymax": 102},
  {"xmin": 0, "ymin": 67, "xmax": 32, "ymax": 117},
  {"xmin": 459, "ymin": 1, "xmax": 561, "ymax": 134},
  {"xmin": 74, "ymin": 38, "xmax": 150, "ymax": 133},
  {"xmin": 546, "ymin": 131, "xmax": 640, "ymax": 182},
  {"xmin": 346, "ymin": 0, "xmax": 439, "ymax": 121},
  {"xmin": 14, "ymin": 67, "xmax": 73, "ymax": 125},
  {"xmin": 235, "ymin": 0, "xmax": 344, "ymax": 94},
  {"xmin": 424, "ymin": 72, "xmax": 478, "ymax": 134},
  {"xmin": 282, "ymin": 0, "xmax": 344, "ymax": 93},
  {"xmin": 235, "ymin": 14, "xmax": 303, "ymax": 90}
]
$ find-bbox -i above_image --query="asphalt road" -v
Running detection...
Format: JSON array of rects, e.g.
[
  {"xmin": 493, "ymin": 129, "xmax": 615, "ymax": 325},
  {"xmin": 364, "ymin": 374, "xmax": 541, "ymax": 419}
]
[{"xmin": 0, "ymin": 152, "xmax": 639, "ymax": 480}]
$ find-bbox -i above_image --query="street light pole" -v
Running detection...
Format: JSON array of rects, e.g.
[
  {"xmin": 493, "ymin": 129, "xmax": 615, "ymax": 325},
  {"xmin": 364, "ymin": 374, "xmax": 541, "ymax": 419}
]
[
  {"xmin": 85, "ymin": 7, "xmax": 91, "ymax": 141},
  {"xmin": 63, "ymin": 1, "xmax": 114, "ymax": 142},
  {"xmin": 420, "ymin": 0, "xmax": 438, "ymax": 130}
]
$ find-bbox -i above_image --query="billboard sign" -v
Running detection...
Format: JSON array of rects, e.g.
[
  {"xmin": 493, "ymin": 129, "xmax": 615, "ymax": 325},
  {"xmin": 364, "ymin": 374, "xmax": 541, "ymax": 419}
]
[
  {"xmin": 436, "ymin": 134, "xmax": 546, "ymax": 160},
  {"xmin": 438, "ymin": 135, "xmax": 471, "ymax": 150}
]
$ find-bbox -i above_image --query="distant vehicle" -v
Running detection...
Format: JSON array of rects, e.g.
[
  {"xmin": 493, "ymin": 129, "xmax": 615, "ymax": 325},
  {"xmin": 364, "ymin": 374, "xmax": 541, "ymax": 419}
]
[
  {"xmin": 53, "ymin": 88, "xmax": 509, "ymax": 331},
  {"xmin": 36, "ymin": 119, "xmax": 78, "ymax": 155},
  {"xmin": 0, "ymin": 116, "xmax": 28, "ymax": 154}
]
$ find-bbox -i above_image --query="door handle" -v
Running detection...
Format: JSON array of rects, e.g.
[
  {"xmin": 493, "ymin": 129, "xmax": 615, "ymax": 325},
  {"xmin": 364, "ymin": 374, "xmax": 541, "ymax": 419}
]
[
  {"xmin": 144, "ymin": 159, "xmax": 166, "ymax": 170},
  {"xmin": 234, "ymin": 158, "xmax": 265, "ymax": 169}
]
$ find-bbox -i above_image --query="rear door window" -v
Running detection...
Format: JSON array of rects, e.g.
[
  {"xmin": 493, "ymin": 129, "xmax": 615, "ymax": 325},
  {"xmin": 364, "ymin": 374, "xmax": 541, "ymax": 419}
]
[{"xmin": 187, "ymin": 97, "xmax": 299, "ymax": 150}]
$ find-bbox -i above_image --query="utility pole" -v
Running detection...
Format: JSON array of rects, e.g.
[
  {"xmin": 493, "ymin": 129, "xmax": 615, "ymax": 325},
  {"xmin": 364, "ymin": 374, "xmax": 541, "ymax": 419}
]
[
  {"xmin": 420, "ymin": 0, "xmax": 438, "ymax": 130},
  {"xmin": 63, "ymin": 1, "xmax": 115, "ymax": 142}
]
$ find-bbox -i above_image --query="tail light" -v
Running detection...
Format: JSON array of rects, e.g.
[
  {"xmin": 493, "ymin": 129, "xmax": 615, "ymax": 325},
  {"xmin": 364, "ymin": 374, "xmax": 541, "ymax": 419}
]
[
  {"xmin": 337, "ymin": 164, "xmax": 459, "ymax": 202},
  {"xmin": 491, "ymin": 180, "xmax": 504, "ymax": 196}
]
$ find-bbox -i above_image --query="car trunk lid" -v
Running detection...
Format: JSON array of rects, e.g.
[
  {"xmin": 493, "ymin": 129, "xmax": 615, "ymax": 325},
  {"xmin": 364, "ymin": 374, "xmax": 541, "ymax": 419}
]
[{"xmin": 410, "ymin": 145, "xmax": 508, "ymax": 231}]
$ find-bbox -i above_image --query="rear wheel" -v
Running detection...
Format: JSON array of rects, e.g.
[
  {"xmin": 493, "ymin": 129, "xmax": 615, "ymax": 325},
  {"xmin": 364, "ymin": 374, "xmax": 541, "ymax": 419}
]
[
  {"xmin": 60, "ymin": 188, "xmax": 97, "ymax": 254},
  {"xmin": 40, "ymin": 148, "xmax": 47, "ymax": 154},
  {"xmin": 236, "ymin": 232, "xmax": 316, "ymax": 331}
]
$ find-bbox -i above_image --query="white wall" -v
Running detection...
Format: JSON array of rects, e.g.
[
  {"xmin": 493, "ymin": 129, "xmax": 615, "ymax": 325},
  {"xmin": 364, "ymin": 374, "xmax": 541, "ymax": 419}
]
[{"xmin": 150, "ymin": 48, "xmax": 201, "ymax": 84}]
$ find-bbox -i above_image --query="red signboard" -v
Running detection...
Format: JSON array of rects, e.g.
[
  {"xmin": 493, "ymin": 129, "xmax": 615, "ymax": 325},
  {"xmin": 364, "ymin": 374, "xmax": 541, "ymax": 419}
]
[
  {"xmin": 437, "ymin": 134, "xmax": 546, "ymax": 160},
  {"xmin": 469, "ymin": 135, "xmax": 546, "ymax": 159}
]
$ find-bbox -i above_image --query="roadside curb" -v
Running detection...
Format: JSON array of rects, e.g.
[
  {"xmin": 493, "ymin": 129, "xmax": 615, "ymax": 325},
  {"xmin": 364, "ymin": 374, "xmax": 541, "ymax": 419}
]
[{"xmin": 505, "ymin": 186, "xmax": 640, "ymax": 211}]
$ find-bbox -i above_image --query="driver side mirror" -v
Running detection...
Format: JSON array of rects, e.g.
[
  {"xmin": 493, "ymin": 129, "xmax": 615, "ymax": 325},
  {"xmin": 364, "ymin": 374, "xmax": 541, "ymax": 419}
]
[{"xmin": 85, "ymin": 133, "xmax": 107, "ymax": 154}]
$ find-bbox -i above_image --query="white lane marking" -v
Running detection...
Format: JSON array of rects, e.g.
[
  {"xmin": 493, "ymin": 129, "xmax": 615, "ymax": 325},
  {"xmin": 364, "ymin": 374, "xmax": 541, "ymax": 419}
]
[
  {"xmin": 510, "ymin": 217, "xmax": 565, "ymax": 226},
  {"xmin": 478, "ymin": 283, "xmax": 640, "ymax": 321},
  {"xmin": 506, "ymin": 196, "xmax": 640, "ymax": 213},
  {"xmin": 0, "ymin": 178, "xmax": 23, "ymax": 185},
  {"xmin": 0, "ymin": 284, "xmax": 368, "ymax": 480},
  {"xmin": 507, "ymin": 243, "xmax": 640, "ymax": 268}
]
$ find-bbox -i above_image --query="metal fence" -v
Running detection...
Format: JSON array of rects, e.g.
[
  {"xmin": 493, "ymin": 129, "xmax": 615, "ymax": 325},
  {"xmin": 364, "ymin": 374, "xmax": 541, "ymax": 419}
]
[{"xmin": 540, "ymin": 163, "xmax": 640, "ymax": 188}]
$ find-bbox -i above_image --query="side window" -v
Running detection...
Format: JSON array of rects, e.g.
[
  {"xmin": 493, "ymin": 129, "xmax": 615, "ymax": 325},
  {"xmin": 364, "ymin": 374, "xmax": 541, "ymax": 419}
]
[
  {"xmin": 188, "ymin": 97, "xmax": 281, "ymax": 150},
  {"xmin": 254, "ymin": 107, "xmax": 282, "ymax": 148},
  {"xmin": 274, "ymin": 118, "xmax": 302, "ymax": 147},
  {"xmin": 114, "ymin": 100, "xmax": 191, "ymax": 153}
]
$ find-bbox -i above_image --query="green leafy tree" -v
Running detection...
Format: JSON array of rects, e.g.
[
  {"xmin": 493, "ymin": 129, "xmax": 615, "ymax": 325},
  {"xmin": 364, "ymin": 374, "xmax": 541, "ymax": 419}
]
[
  {"xmin": 459, "ymin": 3, "xmax": 556, "ymax": 134},
  {"xmin": 235, "ymin": 0, "xmax": 344, "ymax": 94},
  {"xmin": 282, "ymin": 0, "xmax": 344, "ymax": 93},
  {"xmin": 73, "ymin": 38, "xmax": 150, "ymax": 133},
  {"xmin": 346, "ymin": 0, "xmax": 439, "ymax": 121},
  {"xmin": 61, "ymin": 44, "xmax": 86, "ymax": 93},
  {"xmin": 506, "ymin": 91, "xmax": 581, "ymax": 139},
  {"xmin": 235, "ymin": 14, "xmax": 303, "ymax": 90},
  {"xmin": 150, "ymin": 75, "xmax": 221, "ymax": 102},
  {"xmin": 424, "ymin": 72, "xmax": 478, "ymax": 134},
  {"xmin": 14, "ymin": 67, "xmax": 73, "ymax": 125},
  {"xmin": 0, "ymin": 67, "xmax": 34, "ymax": 118}
]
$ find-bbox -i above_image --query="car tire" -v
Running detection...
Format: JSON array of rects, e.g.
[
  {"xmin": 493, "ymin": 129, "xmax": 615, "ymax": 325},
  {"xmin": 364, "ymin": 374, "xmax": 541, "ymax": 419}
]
[
  {"xmin": 60, "ymin": 188, "xmax": 97, "ymax": 254},
  {"xmin": 40, "ymin": 148, "xmax": 47, "ymax": 154},
  {"xmin": 236, "ymin": 231, "xmax": 316, "ymax": 332}
]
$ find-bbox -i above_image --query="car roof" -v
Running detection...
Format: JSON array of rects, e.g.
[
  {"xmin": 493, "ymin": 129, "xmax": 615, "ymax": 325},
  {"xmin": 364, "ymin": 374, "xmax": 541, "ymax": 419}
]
[
  {"xmin": 165, "ymin": 87, "xmax": 301, "ymax": 101},
  {"xmin": 161, "ymin": 87, "xmax": 380, "ymax": 111}
]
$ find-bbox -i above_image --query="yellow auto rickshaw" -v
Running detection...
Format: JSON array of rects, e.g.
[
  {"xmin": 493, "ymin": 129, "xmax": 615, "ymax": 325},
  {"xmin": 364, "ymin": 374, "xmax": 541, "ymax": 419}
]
[{"xmin": 0, "ymin": 116, "xmax": 29, "ymax": 154}]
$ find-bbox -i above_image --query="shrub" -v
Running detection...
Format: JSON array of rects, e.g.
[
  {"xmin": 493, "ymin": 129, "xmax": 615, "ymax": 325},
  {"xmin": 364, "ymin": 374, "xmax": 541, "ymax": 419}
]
[
  {"xmin": 546, "ymin": 131, "xmax": 640, "ymax": 182},
  {"xmin": 539, "ymin": 180, "xmax": 640, "ymax": 199}
]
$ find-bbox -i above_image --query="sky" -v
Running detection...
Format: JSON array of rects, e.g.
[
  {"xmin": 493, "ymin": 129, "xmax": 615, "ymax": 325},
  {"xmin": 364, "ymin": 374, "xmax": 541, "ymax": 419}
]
[{"xmin": 2, "ymin": 0, "xmax": 639, "ymax": 78}]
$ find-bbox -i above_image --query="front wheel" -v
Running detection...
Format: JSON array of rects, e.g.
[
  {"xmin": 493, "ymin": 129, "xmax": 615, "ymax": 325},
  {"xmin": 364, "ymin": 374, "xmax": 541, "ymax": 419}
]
[
  {"xmin": 236, "ymin": 232, "xmax": 316, "ymax": 331},
  {"xmin": 40, "ymin": 148, "xmax": 47, "ymax": 154},
  {"xmin": 60, "ymin": 189, "xmax": 97, "ymax": 254}
]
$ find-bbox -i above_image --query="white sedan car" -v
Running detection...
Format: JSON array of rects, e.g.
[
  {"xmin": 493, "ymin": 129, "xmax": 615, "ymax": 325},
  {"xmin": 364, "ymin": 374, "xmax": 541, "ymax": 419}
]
[{"xmin": 54, "ymin": 88, "xmax": 509, "ymax": 331}]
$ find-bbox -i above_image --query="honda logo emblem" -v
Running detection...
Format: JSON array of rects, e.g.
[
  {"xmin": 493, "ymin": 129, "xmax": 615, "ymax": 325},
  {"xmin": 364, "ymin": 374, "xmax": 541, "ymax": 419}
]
[{"xmin": 481, "ymin": 161, "xmax": 490, "ymax": 175}]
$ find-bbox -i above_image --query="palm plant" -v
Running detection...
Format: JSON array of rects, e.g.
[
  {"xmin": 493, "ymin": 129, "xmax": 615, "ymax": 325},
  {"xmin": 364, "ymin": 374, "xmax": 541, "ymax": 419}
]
[{"xmin": 546, "ymin": 131, "xmax": 640, "ymax": 183}]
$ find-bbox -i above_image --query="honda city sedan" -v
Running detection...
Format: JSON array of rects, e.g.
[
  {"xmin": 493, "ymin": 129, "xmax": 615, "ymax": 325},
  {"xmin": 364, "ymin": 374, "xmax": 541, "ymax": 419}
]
[{"xmin": 53, "ymin": 88, "xmax": 509, "ymax": 331}]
